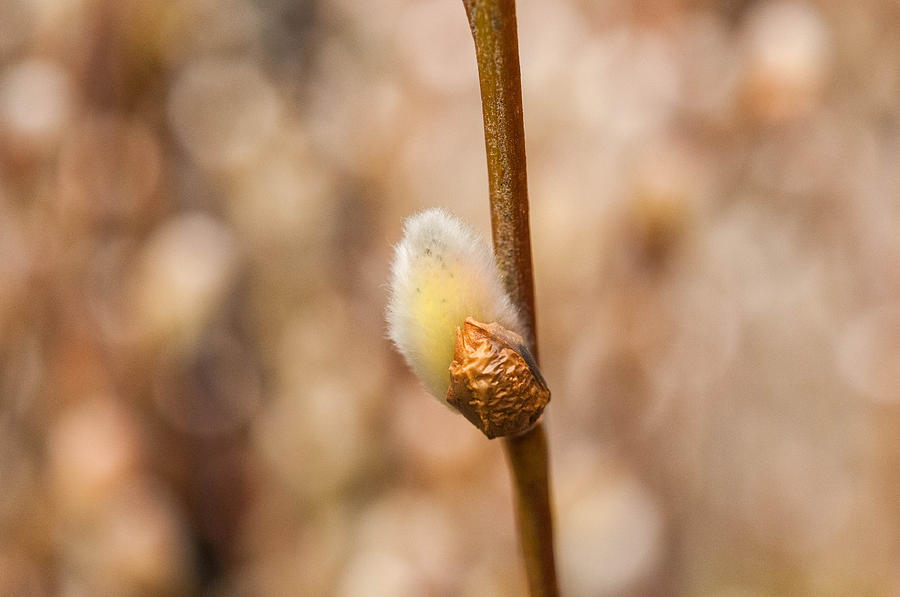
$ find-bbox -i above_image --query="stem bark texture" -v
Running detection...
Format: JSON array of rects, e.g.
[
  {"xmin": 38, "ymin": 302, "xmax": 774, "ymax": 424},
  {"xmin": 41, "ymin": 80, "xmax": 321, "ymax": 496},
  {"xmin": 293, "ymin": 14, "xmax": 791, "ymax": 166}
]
[{"xmin": 462, "ymin": 1, "xmax": 559, "ymax": 595}]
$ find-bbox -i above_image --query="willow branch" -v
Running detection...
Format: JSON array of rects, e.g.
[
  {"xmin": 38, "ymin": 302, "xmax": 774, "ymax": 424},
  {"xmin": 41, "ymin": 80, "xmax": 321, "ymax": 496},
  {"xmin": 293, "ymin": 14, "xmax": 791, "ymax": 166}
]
[
  {"xmin": 503, "ymin": 421, "xmax": 558, "ymax": 597},
  {"xmin": 463, "ymin": 0, "xmax": 537, "ymax": 352},
  {"xmin": 462, "ymin": 1, "xmax": 558, "ymax": 595}
]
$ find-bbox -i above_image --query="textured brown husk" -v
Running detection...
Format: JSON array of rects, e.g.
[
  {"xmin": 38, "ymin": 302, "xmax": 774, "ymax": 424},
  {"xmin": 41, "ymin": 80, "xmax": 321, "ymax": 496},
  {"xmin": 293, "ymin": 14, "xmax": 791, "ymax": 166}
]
[{"xmin": 446, "ymin": 318, "xmax": 549, "ymax": 439}]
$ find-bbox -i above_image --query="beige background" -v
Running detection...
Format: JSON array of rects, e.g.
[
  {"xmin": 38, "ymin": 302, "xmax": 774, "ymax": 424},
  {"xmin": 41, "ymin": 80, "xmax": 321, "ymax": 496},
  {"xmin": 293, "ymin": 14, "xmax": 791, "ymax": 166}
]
[{"xmin": 1, "ymin": 0, "xmax": 899, "ymax": 595}]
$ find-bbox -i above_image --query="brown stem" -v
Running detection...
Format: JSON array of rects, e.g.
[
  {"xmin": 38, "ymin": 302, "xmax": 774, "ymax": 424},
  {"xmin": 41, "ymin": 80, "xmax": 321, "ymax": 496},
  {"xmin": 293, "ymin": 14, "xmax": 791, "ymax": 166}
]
[
  {"xmin": 462, "ymin": 1, "xmax": 558, "ymax": 595},
  {"xmin": 462, "ymin": 0, "xmax": 537, "ymax": 352},
  {"xmin": 504, "ymin": 423, "xmax": 558, "ymax": 597}
]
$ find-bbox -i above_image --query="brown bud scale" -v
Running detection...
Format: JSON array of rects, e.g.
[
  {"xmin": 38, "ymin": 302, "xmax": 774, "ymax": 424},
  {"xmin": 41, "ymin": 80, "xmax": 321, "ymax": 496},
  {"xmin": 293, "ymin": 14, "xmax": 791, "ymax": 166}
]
[{"xmin": 446, "ymin": 318, "xmax": 550, "ymax": 439}]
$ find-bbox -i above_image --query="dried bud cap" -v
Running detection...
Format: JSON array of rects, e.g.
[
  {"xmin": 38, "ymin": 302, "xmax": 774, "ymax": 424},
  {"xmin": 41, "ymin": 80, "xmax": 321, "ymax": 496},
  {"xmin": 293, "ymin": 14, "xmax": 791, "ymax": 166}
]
[{"xmin": 446, "ymin": 318, "xmax": 550, "ymax": 439}]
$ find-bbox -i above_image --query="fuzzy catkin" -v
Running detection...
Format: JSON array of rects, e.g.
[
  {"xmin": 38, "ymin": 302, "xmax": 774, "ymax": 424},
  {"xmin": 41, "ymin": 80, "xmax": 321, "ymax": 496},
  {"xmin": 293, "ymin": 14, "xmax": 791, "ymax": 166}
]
[{"xmin": 386, "ymin": 208, "xmax": 522, "ymax": 400}]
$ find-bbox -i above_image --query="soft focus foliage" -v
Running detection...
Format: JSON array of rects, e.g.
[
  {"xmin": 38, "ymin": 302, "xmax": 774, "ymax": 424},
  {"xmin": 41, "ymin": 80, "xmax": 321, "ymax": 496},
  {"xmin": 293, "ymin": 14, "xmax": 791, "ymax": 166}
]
[{"xmin": 1, "ymin": 0, "xmax": 900, "ymax": 596}]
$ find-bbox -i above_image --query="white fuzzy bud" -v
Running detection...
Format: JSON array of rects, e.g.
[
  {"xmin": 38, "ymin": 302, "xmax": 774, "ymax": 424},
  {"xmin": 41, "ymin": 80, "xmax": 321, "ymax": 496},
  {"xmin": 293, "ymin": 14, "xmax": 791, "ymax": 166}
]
[{"xmin": 386, "ymin": 208, "xmax": 523, "ymax": 400}]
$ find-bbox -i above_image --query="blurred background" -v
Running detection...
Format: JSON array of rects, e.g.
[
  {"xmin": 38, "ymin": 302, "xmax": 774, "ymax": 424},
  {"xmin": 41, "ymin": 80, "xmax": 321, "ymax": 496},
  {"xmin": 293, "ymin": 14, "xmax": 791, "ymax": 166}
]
[{"xmin": 1, "ymin": 0, "xmax": 900, "ymax": 595}]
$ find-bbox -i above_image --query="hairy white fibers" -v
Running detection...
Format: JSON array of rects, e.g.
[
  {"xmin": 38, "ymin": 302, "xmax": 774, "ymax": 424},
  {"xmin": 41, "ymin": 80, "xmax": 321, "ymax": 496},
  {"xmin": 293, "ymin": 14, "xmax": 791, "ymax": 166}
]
[{"xmin": 386, "ymin": 208, "xmax": 522, "ymax": 400}]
